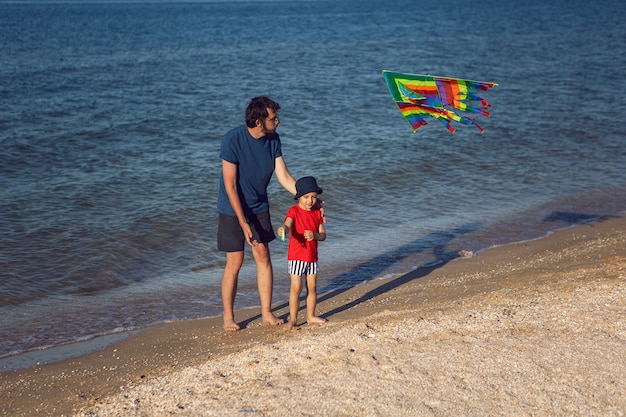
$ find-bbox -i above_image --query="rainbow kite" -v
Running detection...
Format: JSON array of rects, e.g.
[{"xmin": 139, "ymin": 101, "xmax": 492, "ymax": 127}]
[{"xmin": 382, "ymin": 70, "xmax": 498, "ymax": 134}]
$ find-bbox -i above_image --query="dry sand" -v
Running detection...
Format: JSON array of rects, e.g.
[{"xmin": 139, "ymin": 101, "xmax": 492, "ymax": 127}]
[{"xmin": 1, "ymin": 216, "xmax": 625, "ymax": 416}]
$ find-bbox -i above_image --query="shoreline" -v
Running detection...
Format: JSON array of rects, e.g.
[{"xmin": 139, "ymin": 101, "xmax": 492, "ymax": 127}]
[
  {"xmin": 0, "ymin": 218, "xmax": 596, "ymax": 373},
  {"xmin": 1, "ymin": 215, "xmax": 624, "ymax": 416}
]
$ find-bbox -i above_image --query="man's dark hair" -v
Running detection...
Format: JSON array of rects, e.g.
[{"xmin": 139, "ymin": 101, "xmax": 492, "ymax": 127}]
[{"xmin": 245, "ymin": 96, "xmax": 280, "ymax": 128}]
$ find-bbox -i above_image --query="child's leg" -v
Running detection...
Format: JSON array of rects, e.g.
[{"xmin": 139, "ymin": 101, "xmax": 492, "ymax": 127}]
[
  {"xmin": 305, "ymin": 273, "xmax": 327, "ymax": 324},
  {"xmin": 286, "ymin": 274, "xmax": 303, "ymax": 330}
]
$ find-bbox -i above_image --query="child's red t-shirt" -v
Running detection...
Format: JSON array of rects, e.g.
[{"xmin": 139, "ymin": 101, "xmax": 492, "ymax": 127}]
[{"xmin": 285, "ymin": 205, "xmax": 324, "ymax": 262}]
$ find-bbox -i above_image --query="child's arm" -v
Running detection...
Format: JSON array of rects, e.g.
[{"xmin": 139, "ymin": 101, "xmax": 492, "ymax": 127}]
[
  {"xmin": 316, "ymin": 223, "xmax": 326, "ymax": 241},
  {"xmin": 304, "ymin": 223, "xmax": 326, "ymax": 242},
  {"xmin": 277, "ymin": 217, "xmax": 294, "ymax": 241}
]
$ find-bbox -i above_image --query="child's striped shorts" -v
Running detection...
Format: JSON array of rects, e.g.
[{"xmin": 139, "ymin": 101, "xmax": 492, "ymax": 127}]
[{"xmin": 288, "ymin": 260, "xmax": 318, "ymax": 276}]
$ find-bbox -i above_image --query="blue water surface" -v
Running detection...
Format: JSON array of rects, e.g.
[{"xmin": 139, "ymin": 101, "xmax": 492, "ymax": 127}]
[{"xmin": 1, "ymin": 0, "xmax": 625, "ymax": 364}]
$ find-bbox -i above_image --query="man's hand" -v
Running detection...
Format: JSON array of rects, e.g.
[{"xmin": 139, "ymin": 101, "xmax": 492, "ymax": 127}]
[
  {"xmin": 241, "ymin": 222, "xmax": 258, "ymax": 247},
  {"xmin": 313, "ymin": 199, "xmax": 326, "ymax": 223}
]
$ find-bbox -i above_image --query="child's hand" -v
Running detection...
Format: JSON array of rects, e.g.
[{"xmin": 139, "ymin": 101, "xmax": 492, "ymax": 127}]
[
  {"xmin": 303, "ymin": 230, "xmax": 315, "ymax": 241},
  {"xmin": 277, "ymin": 226, "xmax": 287, "ymax": 241}
]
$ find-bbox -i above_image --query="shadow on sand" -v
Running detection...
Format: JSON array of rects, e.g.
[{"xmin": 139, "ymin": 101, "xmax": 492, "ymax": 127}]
[
  {"xmin": 542, "ymin": 211, "xmax": 603, "ymax": 225},
  {"xmin": 239, "ymin": 222, "xmax": 480, "ymax": 328},
  {"xmin": 238, "ymin": 210, "xmax": 614, "ymax": 328}
]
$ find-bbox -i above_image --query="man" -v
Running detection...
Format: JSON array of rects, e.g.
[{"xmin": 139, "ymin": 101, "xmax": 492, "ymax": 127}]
[{"xmin": 217, "ymin": 96, "xmax": 297, "ymax": 332}]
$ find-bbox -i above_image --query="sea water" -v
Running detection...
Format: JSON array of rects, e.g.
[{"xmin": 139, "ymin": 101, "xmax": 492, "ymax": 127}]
[{"xmin": 1, "ymin": 0, "xmax": 625, "ymax": 367}]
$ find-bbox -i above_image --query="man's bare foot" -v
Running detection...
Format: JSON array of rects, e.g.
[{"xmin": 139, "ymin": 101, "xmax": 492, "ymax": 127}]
[
  {"xmin": 262, "ymin": 313, "xmax": 284, "ymax": 326},
  {"xmin": 307, "ymin": 316, "xmax": 327, "ymax": 325},
  {"xmin": 223, "ymin": 318, "xmax": 241, "ymax": 332}
]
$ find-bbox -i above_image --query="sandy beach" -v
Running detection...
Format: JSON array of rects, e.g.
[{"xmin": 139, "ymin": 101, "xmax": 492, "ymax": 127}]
[{"xmin": 1, "ymin": 215, "xmax": 625, "ymax": 416}]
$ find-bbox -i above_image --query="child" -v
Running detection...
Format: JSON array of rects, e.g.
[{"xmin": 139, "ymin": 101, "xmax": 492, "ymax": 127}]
[{"xmin": 277, "ymin": 176, "xmax": 327, "ymax": 330}]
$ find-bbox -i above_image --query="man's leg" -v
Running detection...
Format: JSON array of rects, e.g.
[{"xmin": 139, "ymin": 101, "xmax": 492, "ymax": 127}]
[
  {"xmin": 252, "ymin": 243, "xmax": 283, "ymax": 325},
  {"xmin": 222, "ymin": 250, "xmax": 244, "ymax": 332}
]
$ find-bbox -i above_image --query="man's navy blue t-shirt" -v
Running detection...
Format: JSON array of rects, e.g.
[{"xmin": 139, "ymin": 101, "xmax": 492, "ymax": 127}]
[{"xmin": 217, "ymin": 125, "xmax": 283, "ymax": 216}]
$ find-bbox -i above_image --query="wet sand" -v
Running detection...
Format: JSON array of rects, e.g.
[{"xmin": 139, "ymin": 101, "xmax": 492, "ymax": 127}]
[{"xmin": 1, "ymin": 215, "xmax": 625, "ymax": 416}]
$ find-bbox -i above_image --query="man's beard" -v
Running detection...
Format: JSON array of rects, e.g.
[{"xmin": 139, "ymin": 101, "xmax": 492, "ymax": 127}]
[{"xmin": 261, "ymin": 124, "xmax": 277, "ymax": 136}]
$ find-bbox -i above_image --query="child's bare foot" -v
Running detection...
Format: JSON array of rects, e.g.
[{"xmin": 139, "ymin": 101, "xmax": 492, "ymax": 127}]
[
  {"xmin": 223, "ymin": 318, "xmax": 241, "ymax": 332},
  {"xmin": 262, "ymin": 313, "xmax": 284, "ymax": 326},
  {"xmin": 283, "ymin": 321, "xmax": 297, "ymax": 332},
  {"xmin": 307, "ymin": 316, "xmax": 327, "ymax": 325}
]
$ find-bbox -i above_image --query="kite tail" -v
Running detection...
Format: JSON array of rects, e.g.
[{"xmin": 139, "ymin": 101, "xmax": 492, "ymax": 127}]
[
  {"xmin": 449, "ymin": 98, "xmax": 492, "ymax": 117},
  {"xmin": 464, "ymin": 92, "xmax": 492, "ymax": 109},
  {"xmin": 397, "ymin": 102, "xmax": 441, "ymax": 132},
  {"xmin": 477, "ymin": 82, "xmax": 498, "ymax": 91},
  {"xmin": 465, "ymin": 81, "xmax": 497, "ymax": 93},
  {"xmin": 458, "ymin": 116, "xmax": 485, "ymax": 133},
  {"xmin": 445, "ymin": 107, "xmax": 486, "ymax": 133},
  {"xmin": 459, "ymin": 103, "xmax": 491, "ymax": 118},
  {"xmin": 436, "ymin": 117, "xmax": 457, "ymax": 134},
  {"xmin": 406, "ymin": 115, "xmax": 428, "ymax": 132},
  {"xmin": 431, "ymin": 106, "xmax": 486, "ymax": 134}
]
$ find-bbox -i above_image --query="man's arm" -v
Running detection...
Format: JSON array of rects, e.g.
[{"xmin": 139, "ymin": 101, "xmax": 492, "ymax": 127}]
[
  {"xmin": 222, "ymin": 160, "xmax": 255, "ymax": 246},
  {"xmin": 274, "ymin": 156, "xmax": 296, "ymax": 196}
]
